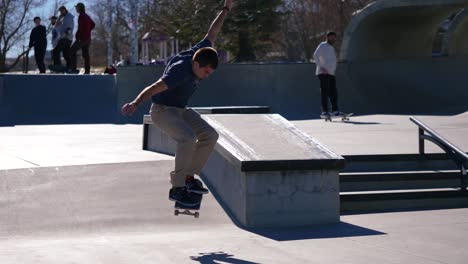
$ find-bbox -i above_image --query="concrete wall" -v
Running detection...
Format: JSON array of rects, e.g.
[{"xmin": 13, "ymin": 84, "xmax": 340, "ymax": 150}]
[
  {"xmin": 346, "ymin": 57, "xmax": 468, "ymax": 114},
  {"xmin": 340, "ymin": 0, "xmax": 468, "ymax": 61},
  {"xmin": 0, "ymin": 76, "xmax": 12, "ymax": 126},
  {"xmin": 116, "ymin": 64, "xmax": 324, "ymax": 122},
  {"xmin": 0, "ymin": 74, "xmax": 117, "ymax": 125},
  {"xmin": 116, "ymin": 58, "xmax": 468, "ymax": 123}
]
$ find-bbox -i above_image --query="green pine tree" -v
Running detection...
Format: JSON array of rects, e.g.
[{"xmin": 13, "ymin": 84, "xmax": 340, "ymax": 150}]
[{"xmin": 223, "ymin": 0, "xmax": 283, "ymax": 62}]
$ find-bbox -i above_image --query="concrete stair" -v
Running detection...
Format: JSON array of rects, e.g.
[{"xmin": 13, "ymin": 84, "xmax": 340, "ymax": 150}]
[{"xmin": 340, "ymin": 154, "xmax": 468, "ymax": 213}]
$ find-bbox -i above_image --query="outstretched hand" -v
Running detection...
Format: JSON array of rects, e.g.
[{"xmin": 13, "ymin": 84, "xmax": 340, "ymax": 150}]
[{"xmin": 121, "ymin": 102, "xmax": 138, "ymax": 116}]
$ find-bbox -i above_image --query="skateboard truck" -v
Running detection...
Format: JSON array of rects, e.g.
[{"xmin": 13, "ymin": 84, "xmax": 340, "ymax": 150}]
[
  {"xmin": 173, "ymin": 179, "xmax": 204, "ymax": 218},
  {"xmin": 174, "ymin": 209, "xmax": 200, "ymax": 218}
]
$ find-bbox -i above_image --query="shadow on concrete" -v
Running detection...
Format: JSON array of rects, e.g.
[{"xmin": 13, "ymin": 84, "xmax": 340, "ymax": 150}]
[
  {"xmin": 190, "ymin": 252, "xmax": 259, "ymax": 264},
  {"xmin": 200, "ymin": 175, "xmax": 385, "ymax": 241},
  {"xmin": 342, "ymin": 120, "xmax": 384, "ymax": 125},
  {"xmin": 244, "ymin": 222, "xmax": 386, "ymax": 241}
]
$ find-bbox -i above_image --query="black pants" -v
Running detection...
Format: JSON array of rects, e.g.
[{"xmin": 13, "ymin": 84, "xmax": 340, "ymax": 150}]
[
  {"xmin": 318, "ymin": 74, "xmax": 339, "ymax": 112},
  {"xmin": 70, "ymin": 40, "xmax": 91, "ymax": 73},
  {"xmin": 52, "ymin": 39, "xmax": 72, "ymax": 67},
  {"xmin": 34, "ymin": 47, "xmax": 46, "ymax": 73}
]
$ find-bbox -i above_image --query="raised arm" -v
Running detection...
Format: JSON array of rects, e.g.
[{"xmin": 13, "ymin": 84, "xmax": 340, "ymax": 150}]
[{"xmin": 204, "ymin": 0, "xmax": 233, "ymax": 43}]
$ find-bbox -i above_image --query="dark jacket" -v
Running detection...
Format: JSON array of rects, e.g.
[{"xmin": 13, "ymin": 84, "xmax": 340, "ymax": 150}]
[
  {"xmin": 29, "ymin": 25, "xmax": 47, "ymax": 50},
  {"xmin": 75, "ymin": 13, "xmax": 95, "ymax": 42}
]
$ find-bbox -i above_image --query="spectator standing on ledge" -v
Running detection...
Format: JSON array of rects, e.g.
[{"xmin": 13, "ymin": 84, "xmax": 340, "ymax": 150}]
[
  {"xmin": 50, "ymin": 16, "xmax": 59, "ymax": 49},
  {"xmin": 29, "ymin": 17, "xmax": 47, "ymax": 73},
  {"xmin": 52, "ymin": 6, "xmax": 74, "ymax": 68},
  {"xmin": 69, "ymin": 2, "xmax": 95, "ymax": 74}
]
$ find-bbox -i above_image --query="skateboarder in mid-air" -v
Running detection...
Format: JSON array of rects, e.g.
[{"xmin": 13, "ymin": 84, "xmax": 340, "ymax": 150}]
[
  {"xmin": 313, "ymin": 32, "xmax": 346, "ymax": 119},
  {"xmin": 121, "ymin": 0, "xmax": 233, "ymax": 206}
]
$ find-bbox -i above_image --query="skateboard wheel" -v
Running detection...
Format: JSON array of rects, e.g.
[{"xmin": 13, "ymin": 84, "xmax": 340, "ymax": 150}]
[
  {"xmin": 194, "ymin": 212, "xmax": 199, "ymax": 218},
  {"xmin": 174, "ymin": 210, "xmax": 179, "ymax": 216}
]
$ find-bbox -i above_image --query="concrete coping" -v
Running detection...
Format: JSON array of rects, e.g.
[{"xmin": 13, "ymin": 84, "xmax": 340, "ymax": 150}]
[
  {"xmin": 143, "ymin": 106, "xmax": 270, "ymax": 124},
  {"xmin": 143, "ymin": 106, "xmax": 271, "ymax": 124},
  {"xmin": 202, "ymin": 114, "xmax": 345, "ymax": 172},
  {"xmin": 192, "ymin": 106, "xmax": 270, "ymax": 114}
]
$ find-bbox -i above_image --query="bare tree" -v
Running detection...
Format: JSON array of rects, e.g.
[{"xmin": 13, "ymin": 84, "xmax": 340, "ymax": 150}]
[
  {"xmin": 0, "ymin": 0, "xmax": 51, "ymax": 72},
  {"xmin": 278, "ymin": 0, "xmax": 374, "ymax": 62}
]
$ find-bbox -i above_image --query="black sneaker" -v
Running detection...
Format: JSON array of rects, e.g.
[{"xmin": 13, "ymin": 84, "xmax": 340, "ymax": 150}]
[
  {"xmin": 169, "ymin": 187, "xmax": 200, "ymax": 206},
  {"xmin": 185, "ymin": 177, "xmax": 209, "ymax": 194},
  {"xmin": 320, "ymin": 112, "xmax": 330, "ymax": 119},
  {"xmin": 66, "ymin": 69, "xmax": 80, "ymax": 74},
  {"xmin": 331, "ymin": 111, "xmax": 346, "ymax": 116}
]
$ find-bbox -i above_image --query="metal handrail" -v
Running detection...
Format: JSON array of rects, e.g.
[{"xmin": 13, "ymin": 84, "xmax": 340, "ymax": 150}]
[{"xmin": 410, "ymin": 116, "xmax": 467, "ymax": 191}]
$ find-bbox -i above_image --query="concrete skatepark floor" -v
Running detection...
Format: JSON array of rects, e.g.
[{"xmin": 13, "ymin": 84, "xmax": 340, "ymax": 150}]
[
  {"xmin": 1, "ymin": 114, "xmax": 467, "ymax": 263},
  {"xmin": 292, "ymin": 113, "xmax": 468, "ymax": 156}
]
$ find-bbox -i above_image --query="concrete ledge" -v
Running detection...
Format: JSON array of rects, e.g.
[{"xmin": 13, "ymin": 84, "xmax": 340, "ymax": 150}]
[
  {"xmin": 200, "ymin": 114, "xmax": 344, "ymax": 228},
  {"xmin": 143, "ymin": 112, "xmax": 344, "ymax": 227},
  {"xmin": 143, "ymin": 106, "xmax": 271, "ymax": 155}
]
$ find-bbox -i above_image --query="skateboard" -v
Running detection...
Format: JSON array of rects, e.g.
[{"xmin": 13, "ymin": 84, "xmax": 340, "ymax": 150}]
[
  {"xmin": 174, "ymin": 179, "xmax": 204, "ymax": 218},
  {"xmin": 322, "ymin": 113, "xmax": 354, "ymax": 122},
  {"xmin": 48, "ymin": 64, "xmax": 68, "ymax": 73}
]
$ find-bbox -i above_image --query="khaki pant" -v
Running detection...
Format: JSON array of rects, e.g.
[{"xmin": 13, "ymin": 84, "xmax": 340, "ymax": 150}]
[{"xmin": 150, "ymin": 104, "xmax": 219, "ymax": 187}]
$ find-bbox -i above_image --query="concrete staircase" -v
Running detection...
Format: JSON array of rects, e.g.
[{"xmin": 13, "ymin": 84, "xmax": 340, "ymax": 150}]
[{"xmin": 340, "ymin": 154, "xmax": 468, "ymax": 213}]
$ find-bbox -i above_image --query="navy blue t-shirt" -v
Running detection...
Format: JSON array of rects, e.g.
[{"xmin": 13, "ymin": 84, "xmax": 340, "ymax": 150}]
[{"xmin": 152, "ymin": 39, "xmax": 212, "ymax": 108}]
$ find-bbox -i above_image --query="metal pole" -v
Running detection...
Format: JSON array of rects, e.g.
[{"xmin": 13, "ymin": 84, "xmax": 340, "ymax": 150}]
[
  {"xmin": 159, "ymin": 42, "xmax": 163, "ymax": 61},
  {"xmin": 171, "ymin": 38, "xmax": 175, "ymax": 56},
  {"xmin": 129, "ymin": 0, "xmax": 138, "ymax": 65},
  {"xmin": 461, "ymin": 165, "xmax": 467, "ymax": 192},
  {"xmin": 22, "ymin": 46, "xmax": 26, "ymax": 73},
  {"xmin": 418, "ymin": 127, "xmax": 425, "ymax": 154},
  {"xmin": 164, "ymin": 42, "xmax": 167, "ymax": 63},
  {"xmin": 107, "ymin": 0, "xmax": 113, "ymax": 66}
]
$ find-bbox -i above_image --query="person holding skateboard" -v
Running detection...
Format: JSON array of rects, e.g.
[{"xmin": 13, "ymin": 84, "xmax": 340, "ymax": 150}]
[
  {"xmin": 121, "ymin": 0, "xmax": 233, "ymax": 206},
  {"xmin": 313, "ymin": 32, "xmax": 345, "ymax": 119},
  {"xmin": 51, "ymin": 6, "xmax": 75, "ymax": 71}
]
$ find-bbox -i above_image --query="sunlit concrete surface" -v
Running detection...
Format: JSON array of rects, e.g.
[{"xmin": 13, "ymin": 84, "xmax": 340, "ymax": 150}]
[
  {"xmin": 0, "ymin": 124, "xmax": 172, "ymax": 170},
  {"xmin": 0, "ymin": 161, "xmax": 467, "ymax": 263},
  {"xmin": 1, "ymin": 114, "xmax": 467, "ymax": 263},
  {"xmin": 292, "ymin": 113, "xmax": 468, "ymax": 156}
]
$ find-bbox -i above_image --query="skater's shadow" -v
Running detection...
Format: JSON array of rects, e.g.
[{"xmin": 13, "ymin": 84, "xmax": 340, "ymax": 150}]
[{"xmin": 190, "ymin": 252, "xmax": 259, "ymax": 264}]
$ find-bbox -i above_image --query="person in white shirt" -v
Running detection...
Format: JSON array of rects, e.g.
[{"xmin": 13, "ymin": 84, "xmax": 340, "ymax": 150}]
[{"xmin": 313, "ymin": 32, "xmax": 343, "ymax": 117}]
